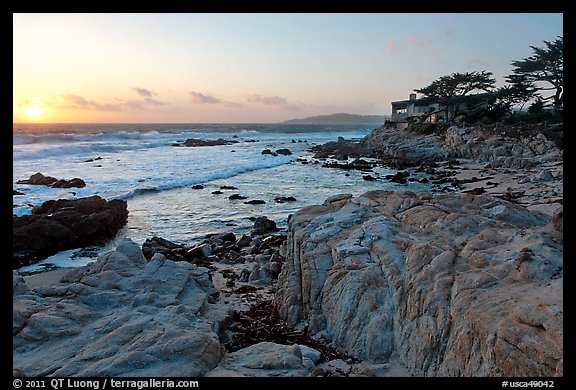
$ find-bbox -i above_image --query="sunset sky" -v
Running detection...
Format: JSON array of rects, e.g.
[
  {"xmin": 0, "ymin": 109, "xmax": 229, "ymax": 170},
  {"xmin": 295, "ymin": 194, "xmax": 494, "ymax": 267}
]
[{"xmin": 13, "ymin": 13, "xmax": 563, "ymax": 123}]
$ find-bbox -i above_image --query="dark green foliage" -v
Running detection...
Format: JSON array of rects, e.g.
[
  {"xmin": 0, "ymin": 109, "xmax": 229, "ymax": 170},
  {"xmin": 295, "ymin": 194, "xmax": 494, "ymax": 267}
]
[
  {"xmin": 497, "ymin": 74, "xmax": 538, "ymax": 116},
  {"xmin": 410, "ymin": 122, "xmax": 437, "ymax": 134},
  {"xmin": 528, "ymin": 98, "xmax": 545, "ymax": 114},
  {"xmin": 510, "ymin": 36, "xmax": 563, "ymax": 115},
  {"xmin": 408, "ymin": 122, "xmax": 450, "ymax": 135},
  {"xmin": 414, "ymin": 71, "xmax": 496, "ymax": 123},
  {"xmin": 405, "ymin": 38, "xmax": 563, "ymax": 127}
]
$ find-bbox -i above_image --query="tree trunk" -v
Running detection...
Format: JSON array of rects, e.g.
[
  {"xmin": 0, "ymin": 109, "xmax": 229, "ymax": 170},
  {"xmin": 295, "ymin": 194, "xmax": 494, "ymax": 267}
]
[{"xmin": 554, "ymin": 86, "xmax": 563, "ymax": 115}]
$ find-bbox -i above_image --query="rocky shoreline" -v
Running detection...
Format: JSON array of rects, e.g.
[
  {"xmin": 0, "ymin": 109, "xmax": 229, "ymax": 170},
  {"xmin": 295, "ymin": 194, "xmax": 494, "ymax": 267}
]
[
  {"xmin": 13, "ymin": 123, "xmax": 563, "ymax": 377},
  {"xmin": 309, "ymin": 124, "xmax": 562, "ymax": 217}
]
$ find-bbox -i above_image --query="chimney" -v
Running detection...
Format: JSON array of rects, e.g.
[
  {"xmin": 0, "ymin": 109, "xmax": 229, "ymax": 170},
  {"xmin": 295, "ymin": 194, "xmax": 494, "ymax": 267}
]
[{"xmin": 409, "ymin": 93, "xmax": 417, "ymax": 101}]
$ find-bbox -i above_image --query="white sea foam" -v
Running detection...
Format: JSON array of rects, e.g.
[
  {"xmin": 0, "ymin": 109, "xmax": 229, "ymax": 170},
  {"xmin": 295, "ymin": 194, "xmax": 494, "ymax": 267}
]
[
  {"xmin": 14, "ymin": 123, "xmax": 421, "ymax": 271},
  {"xmin": 13, "ymin": 124, "xmax": 373, "ymax": 209}
]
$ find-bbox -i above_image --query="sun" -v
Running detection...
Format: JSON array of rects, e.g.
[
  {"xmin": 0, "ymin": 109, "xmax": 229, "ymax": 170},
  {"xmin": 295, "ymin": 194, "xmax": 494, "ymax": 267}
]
[
  {"xmin": 22, "ymin": 97, "xmax": 46, "ymax": 121},
  {"xmin": 24, "ymin": 106, "xmax": 44, "ymax": 118}
]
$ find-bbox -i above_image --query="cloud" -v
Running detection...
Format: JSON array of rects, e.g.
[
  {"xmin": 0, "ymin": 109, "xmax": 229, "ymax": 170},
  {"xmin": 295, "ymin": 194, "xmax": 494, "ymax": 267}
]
[
  {"xmin": 18, "ymin": 97, "xmax": 41, "ymax": 108},
  {"xmin": 464, "ymin": 58, "xmax": 491, "ymax": 68},
  {"xmin": 60, "ymin": 93, "xmax": 168, "ymax": 112},
  {"xmin": 387, "ymin": 40, "xmax": 405, "ymax": 55},
  {"xmin": 245, "ymin": 94, "xmax": 303, "ymax": 111},
  {"xmin": 132, "ymin": 87, "xmax": 157, "ymax": 97},
  {"xmin": 188, "ymin": 91, "xmax": 242, "ymax": 108},
  {"xmin": 388, "ymin": 36, "xmax": 433, "ymax": 55},
  {"xmin": 62, "ymin": 94, "xmax": 123, "ymax": 112},
  {"xmin": 246, "ymin": 94, "xmax": 288, "ymax": 106},
  {"xmin": 189, "ymin": 91, "xmax": 222, "ymax": 104},
  {"xmin": 441, "ymin": 27, "xmax": 456, "ymax": 38},
  {"xmin": 124, "ymin": 97, "xmax": 168, "ymax": 110},
  {"xmin": 406, "ymin": 37, "xmax": 433, "ymax": 48},
  {"xmin": 388, "ymin": 29, "xmax": 454, "ymax": 56}
]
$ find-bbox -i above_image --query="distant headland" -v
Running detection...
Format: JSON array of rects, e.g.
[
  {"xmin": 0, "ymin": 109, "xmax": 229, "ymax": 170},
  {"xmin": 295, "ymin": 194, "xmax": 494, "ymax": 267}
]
[{"xmin": 283, "ymin": 113, "xmax": 389, "ymax": 124}]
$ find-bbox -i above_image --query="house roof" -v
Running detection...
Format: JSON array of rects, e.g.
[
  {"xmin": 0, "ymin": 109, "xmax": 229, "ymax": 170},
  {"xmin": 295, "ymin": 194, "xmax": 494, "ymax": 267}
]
[
  {"xmin": 391, "ymin": 99, "xmax": 430, "ymax": 107},
  {"xmin": 391, "ymin": 91, "xmax": 495, "ymax": 106}
]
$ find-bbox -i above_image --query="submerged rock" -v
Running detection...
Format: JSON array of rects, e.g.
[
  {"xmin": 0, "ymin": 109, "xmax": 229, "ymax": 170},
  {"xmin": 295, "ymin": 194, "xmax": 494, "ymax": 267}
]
[
  {"xmin": 274, "ymin": 196, "xmax": 297, "ymax": 203},
  {"xmin": 245, "ymin": 200, "xmax": 266, "ymax": 205}
]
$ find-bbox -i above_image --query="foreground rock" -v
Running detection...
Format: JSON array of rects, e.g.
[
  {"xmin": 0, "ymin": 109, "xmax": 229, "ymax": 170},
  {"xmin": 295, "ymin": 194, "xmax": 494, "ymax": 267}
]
[
  {"xmin": 142, "ymin": 236, "xmax": 192, "ymax": 263},
  {"xmin": 140, "ymin": 219, "xmax": 286, "ymax": 289},
  {"xmin": 13, "ymin": 196, "xmax": 128, "ymax": 268},
  {"xmin": 206, "ymin": 342, "xmax": 310, "ymax": 377},
  {"xmin": 13, "ymin": 234, "xmax": 412, "ymax": 377},
  {"xmin": 13, "ymin": 239, "xmax": 225, "ymax": 376},
  {"xmin": 275, "ymin": 190, "xmax": 563, "ymax": 376}
]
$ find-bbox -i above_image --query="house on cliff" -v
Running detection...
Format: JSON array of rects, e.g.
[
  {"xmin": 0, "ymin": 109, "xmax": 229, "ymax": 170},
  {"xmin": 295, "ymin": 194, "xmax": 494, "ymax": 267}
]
[{"xmin": 389, "ymin": 92, "xmax": 494, "ymax": 128}]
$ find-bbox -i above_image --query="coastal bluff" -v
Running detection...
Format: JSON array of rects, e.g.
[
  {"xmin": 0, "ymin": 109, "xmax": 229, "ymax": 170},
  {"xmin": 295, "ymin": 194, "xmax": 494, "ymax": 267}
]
[{"xmin": 275, "ymin": 190, "xmax": 563, "ymax": 376}]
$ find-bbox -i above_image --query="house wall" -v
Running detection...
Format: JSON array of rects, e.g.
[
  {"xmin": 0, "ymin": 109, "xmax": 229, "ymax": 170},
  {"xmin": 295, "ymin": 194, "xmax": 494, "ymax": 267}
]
[{"xmin": 406, "ymin": 102, "xmax": 440, "ymax": 117}]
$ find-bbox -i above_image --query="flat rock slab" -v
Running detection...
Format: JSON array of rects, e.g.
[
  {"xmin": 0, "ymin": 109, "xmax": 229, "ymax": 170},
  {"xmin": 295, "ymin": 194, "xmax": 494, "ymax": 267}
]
[
  {"xmin": 13, "ymin": 239, "xmax": 226, "ymax": 377},
  {"xmin": 206, "ymin": 342, "xmax": 309, "ymax": 377}
]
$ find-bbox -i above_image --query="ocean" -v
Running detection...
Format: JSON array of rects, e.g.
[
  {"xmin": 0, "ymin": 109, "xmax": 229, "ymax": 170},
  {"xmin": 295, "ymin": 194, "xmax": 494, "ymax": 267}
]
[{"xmin": 13, "ymin": 123, "xmax": 429, "ymax": 273}]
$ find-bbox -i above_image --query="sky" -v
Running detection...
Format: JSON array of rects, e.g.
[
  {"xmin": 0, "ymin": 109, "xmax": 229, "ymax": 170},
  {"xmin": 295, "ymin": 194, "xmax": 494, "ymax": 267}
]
[{"xmin": 13, "ymin": 13, "xmax": 563, "ymax": 123}]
